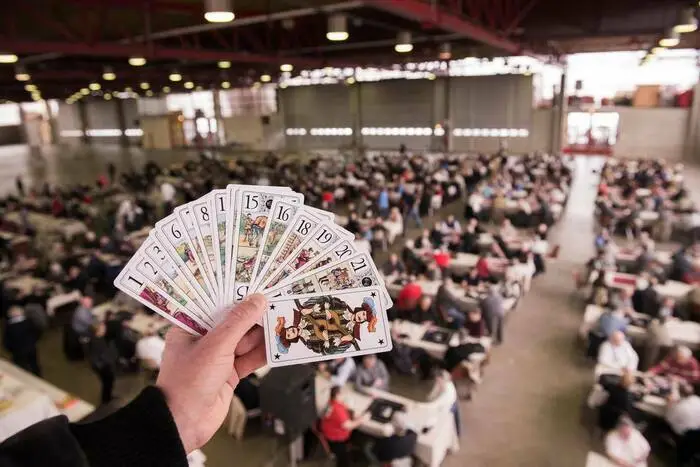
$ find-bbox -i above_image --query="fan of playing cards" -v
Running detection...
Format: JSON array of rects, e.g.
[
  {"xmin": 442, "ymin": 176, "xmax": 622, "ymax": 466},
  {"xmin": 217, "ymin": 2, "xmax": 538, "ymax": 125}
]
[{"xmin": 114, "ymin": 185, "xmax": 393, "ymax": 367}]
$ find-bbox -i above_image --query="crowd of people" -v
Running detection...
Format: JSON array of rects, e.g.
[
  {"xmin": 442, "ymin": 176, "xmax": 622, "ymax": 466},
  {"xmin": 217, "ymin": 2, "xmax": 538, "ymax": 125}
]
[
  {"xmin": 1, "ymin": 148, "xmax": 574, "ymax": 466},
  {"xmin": 582, "ymin": 158, "xmax": 700, "ymax": 466}
]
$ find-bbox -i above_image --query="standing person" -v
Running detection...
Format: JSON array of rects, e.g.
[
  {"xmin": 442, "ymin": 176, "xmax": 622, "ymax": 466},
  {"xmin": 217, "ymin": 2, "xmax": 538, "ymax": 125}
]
[
  {"xmin": 107, "ymin": 162, "xmax": 117, "ymax": 184},
  {"xmin": 480, "ymin": 284, "xmax": 506, "ymax": 345},
  {"xmin": 71, "ymin": 296, "xmax": 96, "ymax": 338},
  {"xmin": 161, "ymin": 180, "xmax": 176, "ymax": 216},
  {"xmin": 320, "ymin": 386, "xmax": 370, "ymax": 467},
  {"xmin": 15, "ymin": 176, "xmax": 25, "ymax": 197},
  {"xmin": 377, "ymin": 187, "xmax": 390, "ymax": 219},
  {"xmin": 88, "ymin": 323, "xmax": 119, "ymax": 404},
  {"xmin": 3, "ymin": 307, "xmax": 41, "ymax": 376},
  {"xmin": 428, "ymin": 369, "xmax": 460, "ymax": 435}
]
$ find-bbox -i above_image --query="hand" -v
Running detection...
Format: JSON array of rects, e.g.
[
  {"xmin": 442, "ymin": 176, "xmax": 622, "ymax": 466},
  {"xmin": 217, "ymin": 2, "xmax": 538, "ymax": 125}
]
[{"xmin": 157, "ymin": 294, "xmax": 268, "ymax": 453}]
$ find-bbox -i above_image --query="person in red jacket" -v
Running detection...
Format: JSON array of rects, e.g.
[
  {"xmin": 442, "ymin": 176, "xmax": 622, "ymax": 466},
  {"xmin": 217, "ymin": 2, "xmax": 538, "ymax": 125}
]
[
  {"xmin": 397, "ymin": 278, "xmax": 423, "ymax": 312},
  {"xmin": 319, "ymin": 386, "xmax": 369, "ymax": 467},
  {"xmin": 475, "ymin": 253, "xmax": 493, "ymax": 282}
]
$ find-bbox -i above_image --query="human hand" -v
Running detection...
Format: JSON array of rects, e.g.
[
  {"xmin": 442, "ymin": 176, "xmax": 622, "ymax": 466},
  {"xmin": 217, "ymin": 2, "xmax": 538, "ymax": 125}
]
[{"xmin": 157, "ymin": 294, "xmax": 268, "ymax": 453}]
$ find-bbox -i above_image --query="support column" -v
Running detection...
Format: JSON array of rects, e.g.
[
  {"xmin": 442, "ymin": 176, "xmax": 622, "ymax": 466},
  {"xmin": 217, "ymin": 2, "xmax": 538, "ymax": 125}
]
[
  {"xmin": 116, "ymin": 97, "xmax": 129, "ymax": 147},
  {"xmin": 552, "ymin": 66, "xmax": 568, "ymax": 154},
  {"xmin": 17, "ymin": 103, "xmax": 29, "ymax": 144},
  {"xmin": 77, "ymin": 100, "xmax": 90, "ymax": 144},
  {"xmin": 684, "ymin": 74, "xmax": 700, "ymax": 162},
  {"xmin": 430, "ymin": 76, "xmax": 450, "ymax": 152},
  {"xmin": 349, "ymin": 82, "xmax": 363, "ymax": 156},
  {"xmin": 43, "ymin": 100, "xmax": 58, "ymax": 144},
  {"xmin": 212, "ymin": 89, "xmax": 223, "ymax": 146}
]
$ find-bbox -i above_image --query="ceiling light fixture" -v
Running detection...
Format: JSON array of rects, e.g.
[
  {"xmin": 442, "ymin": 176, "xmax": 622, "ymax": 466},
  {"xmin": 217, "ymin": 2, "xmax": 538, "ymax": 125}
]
[
  {"xmin": 128, "ymin": 56, "xmax": 147, "ymax": 66},
  {"xmin": 346, "ymin": 77, "xmax": 356, "ymax": 85},
  {"xmin": 327, "ymin": 14, "xmax": 349, "ymax": 41},
  {"xmin": 260, "ymin": 74, "xmax": 272, "ymax": 82},
  {"xmin": 221, "ymin": 81, "xmax": 231, "ymax": 89},
  {"xmin": 140, "ymin": 82, "xmax": 150, "ymax": 90},
  {"xmin": 395, "ymin": 31, "xmax": 413, "ymax": 53},
  {"xmin": 145, "ymin": 90, "xmax": 154, "ymax": 97},
  {"xmin": 659, "ymin": 28, "xmax": 680, "ymax": 47},
  {"xmin": 24, "ymin": 84, "xmax": 37, "ymax": 92},
  {"xmin": 280, "ymin": 63, "xmax": 293, "ymax": 72},
  {"xmin": 674, "ymin": 7, "xmax": 698, "ymax": 33},
  {"xmin": 169, "ymin": 70, "xmax": 182, "ymax": 82},
  {"xmin": 218, "ymin": 60, "xmax": 231, "ymax": 69},
  {"xmin": 184, "ymin": 81, "xmax": 194, "ymax": 89},
  {"xmin": 80, "ymin": 88, "xmax": 90, "ymax": 95},
  {"xmin": 438, "ymin": 43, "xmax": 452, "ymax": 60},
  {"xmin": 15, "ymin": 65, "xmax": 30, "ymax": 81},
  {"xmin": 162, "ymin": 86, "xmax": 171, "ymax": 93},
  {"xmin": 89, "ymin": 82, "xmax": 101, "ymax": 91},
  {"xmin": 0, "ymin": 53, "xmax": 18, "ymax": 64},
  {"xmin": 204, "ymin": 0, "xmax": 235, "ymax": 23},
  {"xmin": 102, "ymin": 67, "xmax": 116, "ymax": 81},
  {"xmin": 104, "ymin": 94, "xmax": 112, "ymax": 100}
]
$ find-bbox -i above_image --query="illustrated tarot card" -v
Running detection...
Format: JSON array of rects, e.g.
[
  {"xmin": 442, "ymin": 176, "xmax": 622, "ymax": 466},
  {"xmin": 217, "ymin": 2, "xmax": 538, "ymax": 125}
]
[
  {"xmin": 174, "ymin": 204, "xmax": 219, "ymax": 303},
  {"xmin": 272, "ymin": 239, "xmax": 357, "ymax": 290},
  {"xmin": 263, "ymin": 287, "xmax": 392, "ymax": 367}
]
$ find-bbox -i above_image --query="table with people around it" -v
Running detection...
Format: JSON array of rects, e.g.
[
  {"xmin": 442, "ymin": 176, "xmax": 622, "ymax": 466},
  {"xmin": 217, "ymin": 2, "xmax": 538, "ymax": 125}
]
[{"xmin": 580, "ymin": 157, "xmax": 700, "ymax": 467}]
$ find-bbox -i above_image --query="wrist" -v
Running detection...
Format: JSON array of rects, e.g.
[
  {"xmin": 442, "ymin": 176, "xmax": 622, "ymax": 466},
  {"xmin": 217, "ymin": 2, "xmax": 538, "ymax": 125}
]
[{"xmin": 158, "ymin": 384, "xmax": 198, "ymax": 453}]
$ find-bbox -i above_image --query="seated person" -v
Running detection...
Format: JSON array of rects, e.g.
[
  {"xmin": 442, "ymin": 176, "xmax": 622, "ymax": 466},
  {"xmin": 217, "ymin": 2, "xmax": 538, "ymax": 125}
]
[
  {"xmin": 318, "ymin": 357, "xmax": 356, "ymax": 387},
  {"xmin": 414, "ymin": 229, "xmax": 432, "ymax": 250},
  {"xmin": 429, "ymin": 223, "xmax": 444, "ymax": 248},
  {"xmin": 354, "ymin": 355, "xmax": 390, "ymax": 392},
  {"xmin": 382, "ymin": 253, "xmax": 406, "ymax": 278},
  {"xmin": 370, "ymin": 413, "xmax": 418, "ymax": 465},
  {"xmin": 424, "ymin": 260, "xmax": 442, "ymax": 282},
  {"xmin": 396, "ymin": 277, "xmax": 423, "ymax": 314},
  {"xmin": 596, "ymin": 308, "xmax": 629, "ymax": 339},
  {"xmin": 605, "ymin": 416, "xmax": 651, "ymax": 467},
  {"xmin": 595, "ymin": 228, "xmax": 611, "ymax": 253},
  {"xmin": 320, "ymin": 386, "xmax": 369, "ymax": 466},
  {"xmin": 464, "ymin": 308, "xmax": 486, "ymax": 338},
  {"xmin": 631, "ymin": 275, "xmax": 659, "ymax": 317},
  {"xmin": 632, "ymin": 244, "xmax": 654, "ymax": 275},
  {"xmin": 498, "ymin": 218, "xmax": 518, "ymax": 242},
  {"xmin": 598, "ymin": 369, "xmax": 639, "ymax": 431},
  {"xmin": 440, "ymin": 215, "xmax": 461, "ymax": 236},
  {"xmin": 648, "ymin": 346, "xmax": 700, "ymax": 385},
  {"xmin": 665, "ymin": 382, "xmax": 700, "ymax": 466},
  {"xmin": 443, "ymin": 329, "xmax": 487, "ymax": 387},
  {"xmin": 612, "ymin": 288, "xmax": 635, "ymax": 314},
  {"xmin": 409, "ymin": 296, "xmax": 441, "ymax": 325},
  {"xmin": 434, "ymin": 277, "xmax": 466, "ymax": 329},
  {"xmin": 475, "ymin": 254, "xmax": 494, "ymax": 283},
  {"xmin": 598, "ymin": 331, "xmax": 639, "ymax": 371},
  {"xmin": 590, "ymin": 270, "xmax": 610, "ymax": 307},
  {"xmin": 463, "ymin": 267, "xmax": 482, "ymax": 288}
]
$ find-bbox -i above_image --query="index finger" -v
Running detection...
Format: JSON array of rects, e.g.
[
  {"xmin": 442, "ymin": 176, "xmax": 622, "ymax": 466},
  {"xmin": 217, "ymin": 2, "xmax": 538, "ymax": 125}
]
[{"xmin": 200, "ymin": 294, "xmax": 267, "ymax": 354}]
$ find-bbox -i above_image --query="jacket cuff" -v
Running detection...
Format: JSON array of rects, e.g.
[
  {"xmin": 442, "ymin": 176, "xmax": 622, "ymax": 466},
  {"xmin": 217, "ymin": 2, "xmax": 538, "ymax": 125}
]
[{"xmin": 70, "ymin": 386, "xmax": 188, "ymax": 467}]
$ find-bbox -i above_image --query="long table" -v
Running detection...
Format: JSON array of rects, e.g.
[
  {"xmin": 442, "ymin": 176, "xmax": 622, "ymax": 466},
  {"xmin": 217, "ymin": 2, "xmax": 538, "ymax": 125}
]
[
  {"xmin": 590, "ymin": 365, "xmax": 667, "ymax": 418},
  {"xmin": 602, "ymin": 271, "xmax": 694, "ymax": 300},
  {"xmin": 4, "ymin": 211, "xmax": 87, "ymax": 239},
  {"xmin": 580, "ymin": 304, "xmax": 700, "ymax": 349},
  {"xmin": 0, "ymin": 358, "xmax": 94, "ymax": 441},
  {"xmin": 391, "ymin": 319, "xmax": 491, "ymax": 361},
  {"xmin": 91, "ymin": 301, "xmax": 170, "ymax": 338}
]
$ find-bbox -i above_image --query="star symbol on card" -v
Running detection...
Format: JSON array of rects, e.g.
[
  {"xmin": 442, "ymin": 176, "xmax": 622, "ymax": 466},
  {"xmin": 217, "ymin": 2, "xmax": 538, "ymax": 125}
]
[
  {"xmin": 371, "ymin": 292, "xmax": 377, "ymax": 297},
  {"xmin": 274, "ymin": 354, "xmax": 280, "ymax": 360},
  {"xmin": 270, "ymin": 304, "xmax": 276, "ymax": 310},
  {"xmin": 379, "ymin": 339, "xmax": 384, "ymax": 345}
]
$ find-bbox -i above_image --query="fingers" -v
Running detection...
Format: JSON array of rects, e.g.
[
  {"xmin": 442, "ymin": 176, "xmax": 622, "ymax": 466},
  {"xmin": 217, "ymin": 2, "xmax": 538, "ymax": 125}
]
[
  {"xmin": 201, "ymin": 294, "xmax": 267, "ymax": 354},
  {"xmin": 235, "ymin": 326, "xmax": 264, "ymax": 356},
  {"xmin": 233, "ymin": 345, "xmax": 266, "ymax": 380},
  {"xmin": 165, "ymin": 326, "xmax": 198, "ymax": 348}
]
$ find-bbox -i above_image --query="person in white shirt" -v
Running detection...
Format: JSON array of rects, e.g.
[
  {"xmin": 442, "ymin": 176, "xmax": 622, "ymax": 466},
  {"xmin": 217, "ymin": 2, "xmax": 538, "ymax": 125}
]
[
  {"xmin": 605, "ymin": 416, "xmax": 651, "ymax": 467},
  {"xmin": 598, "ymin": 331, "xmax": 639, "ymax": 371},
  {"xmin": 136, "ymin": 329, "xmax": 166, "ymax": 370},
  {"xmin": 428, "ymin": 369, "xmax": 460, "ymax": 435},
  {"xmin": 666, "ymin": 382, "xmax": 700, "ymax": 465},
  {"xmin": 160, "ymin": 181, "xmax": 176, "ymax": 215},
  {"xmin": 319, "ymin": 357, "xmax": 356, "ymax": 387}
]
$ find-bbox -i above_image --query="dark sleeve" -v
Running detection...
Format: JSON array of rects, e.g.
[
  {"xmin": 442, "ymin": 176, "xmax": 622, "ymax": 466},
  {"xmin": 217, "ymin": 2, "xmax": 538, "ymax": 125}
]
[{"xmin": 0, "ymin": 386, "xmax": 188, "ymax": 467}]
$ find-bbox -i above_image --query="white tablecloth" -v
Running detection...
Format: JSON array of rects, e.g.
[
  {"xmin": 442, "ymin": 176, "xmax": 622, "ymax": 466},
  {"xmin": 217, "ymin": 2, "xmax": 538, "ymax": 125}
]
[
  {"xmin": 590, "ymin": 365, "xmax": 667, "ymax": 418},
  {"xmin": 391, "ymin": 320, "xmax": 490, "ymax": 360},
  {"xmin": 92, "ymin": 301, "xmax": 170, "ymax": 337},
  {"xmin": 603, "ymin": 271, "xmax": 693, "ymax": 300},
  {"xmin": 0, "ymin": 376, "xmax": 60, "ymax": 442}
]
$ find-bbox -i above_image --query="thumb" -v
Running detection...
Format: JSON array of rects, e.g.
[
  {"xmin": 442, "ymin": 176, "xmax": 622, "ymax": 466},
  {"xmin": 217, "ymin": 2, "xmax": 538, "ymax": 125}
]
[{"xmin": 201, "ymin": 294, "xmax": 267, "ymax": 353}]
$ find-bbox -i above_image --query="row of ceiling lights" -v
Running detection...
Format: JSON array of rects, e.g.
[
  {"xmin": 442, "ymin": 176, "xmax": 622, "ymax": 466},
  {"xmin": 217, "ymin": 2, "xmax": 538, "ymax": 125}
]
[{"xmin": 641, "ymin": 7, "xmax": 697, "ymax": 65}]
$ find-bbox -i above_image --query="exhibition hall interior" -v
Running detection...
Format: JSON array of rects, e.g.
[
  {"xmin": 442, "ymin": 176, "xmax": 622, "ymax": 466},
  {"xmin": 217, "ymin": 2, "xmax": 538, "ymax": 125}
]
[{"xmin": 2, "ymin": 1, "xmax": 700, "ymax": 466}]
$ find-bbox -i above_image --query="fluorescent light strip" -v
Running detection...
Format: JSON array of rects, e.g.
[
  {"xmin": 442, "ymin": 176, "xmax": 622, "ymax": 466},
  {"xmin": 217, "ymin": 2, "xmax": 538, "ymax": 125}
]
[
  {"xmin": 361, "ymin": 127, "xmax": 433, "ymax": 136},
  {"xmin": 60, "ymin": 128, "xmax": 143, "ymax": 138},
  {"xmin": 451, "ymin": 128, "xmax": 530, "ymax": 137}
]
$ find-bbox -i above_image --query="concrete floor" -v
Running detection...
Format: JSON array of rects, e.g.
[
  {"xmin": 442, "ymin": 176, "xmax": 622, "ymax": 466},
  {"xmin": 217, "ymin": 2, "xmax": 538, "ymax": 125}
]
[{"xmin": 0, "ymin": 145, "xmax": 676, "ymax": 466}]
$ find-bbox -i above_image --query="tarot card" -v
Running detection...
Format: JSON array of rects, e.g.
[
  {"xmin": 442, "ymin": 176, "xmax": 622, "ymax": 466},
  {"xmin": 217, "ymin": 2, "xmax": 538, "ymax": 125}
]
[
  {"xmin": 114, "ymin": 266, "xmax": 209, "ymax": 336},
  {"xmin": 212, "ymin": 189, "xmax": 228, "ymax": 304},
  {"xmin": 250, "ymin": 199, "xmax": 302, "ymax": 283},
  {"xmin": 188, "ymin": 194, "xmax": 223, "ymax": 306},
  {"xmin": 302, "ymin": 206, "xmax": 335, "ymax": 222},
  {"xmin": 130, "ymin": 251, "xmax": 215, "ymax": 328},
  {"xmin": 256, "ymin": 221, "xmax": 351, "ymax": 293},
  {"xmin": 174, "ymin": 204, "xmax": 219, "ymax": 302},
  {"xmin": 264, "ymin": 251, "xmax": 393, "ymax": 307},
  {"xmin": 141, "ymin": 235, "xmax": 216, "ymax": 319},
  {"xmin": 273, "ymin": 239, "xmax": 357, "ymax": 290},
  {"xmin": 223, "ymin": 184, "xmax": 296, "ymax": 304},
  {"xmin": 153, "ymin": 216, "xmax": 216, "ymax": 307},
  {"xmin": 251, "ymin": 210, "xmax": 327, "ymax": 293},
  {"xmin": 263, "ymin": 287, "xmax": 392, "ymax": 367},
  {"xmin": 229, "ymin": 188, "xmax": 304, "ymax": 302}
]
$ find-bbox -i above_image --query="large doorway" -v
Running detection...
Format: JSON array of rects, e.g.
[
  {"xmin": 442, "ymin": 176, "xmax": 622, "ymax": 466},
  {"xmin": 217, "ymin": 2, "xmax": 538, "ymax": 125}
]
[{"xmin": 563, "ymin": 111, "xmax": 619, "ymax": 156}]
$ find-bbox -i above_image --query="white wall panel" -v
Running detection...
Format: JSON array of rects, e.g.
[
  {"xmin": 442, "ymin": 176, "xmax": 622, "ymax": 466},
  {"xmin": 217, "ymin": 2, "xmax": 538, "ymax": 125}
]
[
  {"xmin": 451, "ymin": 75, "xmax": 533, "ymax": 129},
  {"xmin": 613, "ymin": 107, "xmax": 688, "ymax": 161},
  {"xmin": 85, "ymin": 100, "xmax": 119, "ymax": 130},
  {"xmin": 56, "ymin": 102, "xmax": 82, "ymax": 132}
]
